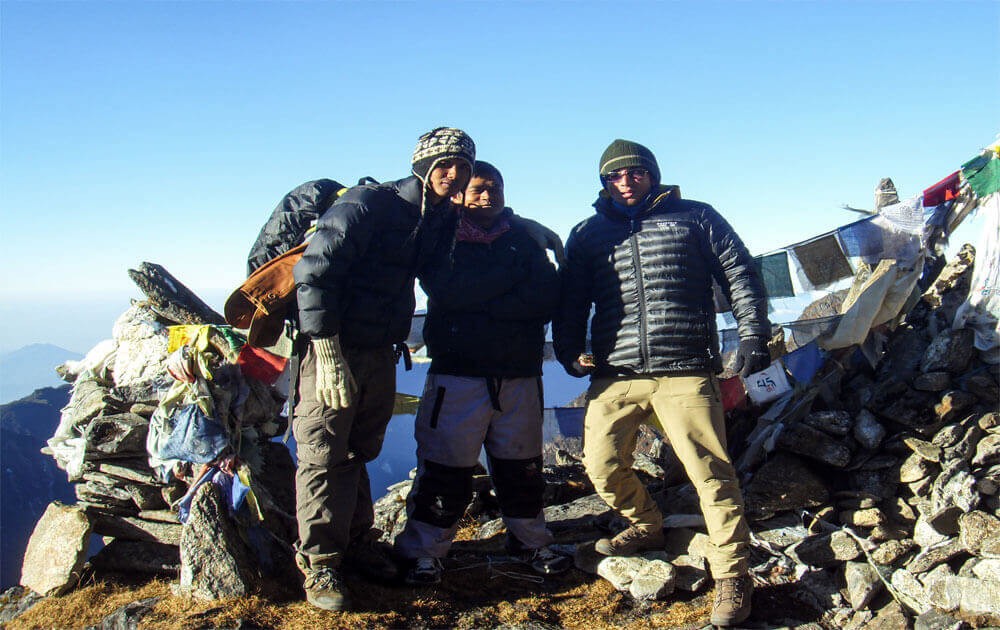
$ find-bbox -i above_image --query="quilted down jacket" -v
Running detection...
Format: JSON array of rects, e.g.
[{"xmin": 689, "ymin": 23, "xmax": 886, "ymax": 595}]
[
  {"xmin": 293, "ymin": 176, "xmax": 448, "ymax": 348},
  {"xmin": 553, "ymin": 185, "xmax": 769, "ymax": 378}
]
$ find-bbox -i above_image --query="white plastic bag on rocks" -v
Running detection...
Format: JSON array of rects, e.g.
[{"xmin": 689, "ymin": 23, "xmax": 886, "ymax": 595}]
[{"xmin": 112, "ymin": 304, "xmax": 170, "ymax": 388}]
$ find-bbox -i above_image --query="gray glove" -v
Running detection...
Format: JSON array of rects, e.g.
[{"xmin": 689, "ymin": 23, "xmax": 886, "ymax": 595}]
[{"xmin": 312, "ymin": 336, "xmax": 356, "ymax": 410}]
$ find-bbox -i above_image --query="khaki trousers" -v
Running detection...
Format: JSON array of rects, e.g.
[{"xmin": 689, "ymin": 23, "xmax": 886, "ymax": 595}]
[
  {"xmin": 582, "ymin": 374, "xmax": 749, "ymax": 578},
  {"xmin": 293, "ymin": 343, "xmax": 396, "ymax": 565}
]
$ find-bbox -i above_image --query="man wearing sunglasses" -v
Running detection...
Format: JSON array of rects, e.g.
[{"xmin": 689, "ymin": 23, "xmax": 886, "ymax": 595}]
[{"xmin": 553, "ymin": 139, "xmax": 770, "ymax": 627}]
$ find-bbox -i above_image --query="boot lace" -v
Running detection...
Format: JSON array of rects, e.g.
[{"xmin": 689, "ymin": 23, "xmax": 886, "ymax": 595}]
[
  {"xmin": 305, "ymin": 567, "xmax": 342, "ymax": 591},
  {"xmin": 715, "ymin": 576, "xmax": 749, "ymax": 607}
]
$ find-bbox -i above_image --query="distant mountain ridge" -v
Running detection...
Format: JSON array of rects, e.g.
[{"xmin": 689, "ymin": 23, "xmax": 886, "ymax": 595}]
[
  {"xmin": 0, "ymin": 344, "xmax": 81, "ymax": 404},
  {"xmin": 0, "ymin": 386, "xmax": 76, "ymax": 589}
]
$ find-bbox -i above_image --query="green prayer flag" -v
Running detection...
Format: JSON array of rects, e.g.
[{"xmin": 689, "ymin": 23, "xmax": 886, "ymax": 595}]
[
  {"xmin": 962, "ymin": 152, "xmax": 1000, "ymax": 198},
  {"xmin": 752, "ymin": 251, "xmax": 795, "ymax": 298}
]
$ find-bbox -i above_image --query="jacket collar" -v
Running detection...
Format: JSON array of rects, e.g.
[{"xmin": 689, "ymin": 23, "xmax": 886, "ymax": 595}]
[{"xmin": 593, "ymin": 184, "xmax": 681, "ymax": 223}]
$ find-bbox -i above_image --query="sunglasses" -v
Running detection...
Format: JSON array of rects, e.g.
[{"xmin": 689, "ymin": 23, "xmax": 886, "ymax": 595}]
[{"xmin": 603, "ymin": 168, "xmax": 649, "ymax": 183}]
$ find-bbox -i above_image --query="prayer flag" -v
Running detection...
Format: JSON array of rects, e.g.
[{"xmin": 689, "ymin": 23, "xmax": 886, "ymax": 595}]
[
  {"xmin": 720, "ymin": 375, "xmax": 748, "ymax": 411},
  {"xmin": 783, "ymin": 341, "xmax": 825, "ymax": 385},
  {"xmin": 923, "ymin": 171, "xmax": 960, "ymax": 207},
  {"xmin": 962, "ymin": 151, "xmax": 1000, "ymax": 199},
  {"xmin": 753, "ymin": 251, "xmax": 795, "ymax": 299},
  {"xmin": 792, "ymin": 234, "xmax": 854, "ymax": 288}
]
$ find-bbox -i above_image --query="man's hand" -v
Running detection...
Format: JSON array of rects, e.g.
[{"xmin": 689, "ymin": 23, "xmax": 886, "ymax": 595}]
[
  {"xmin": 566, "ymin": 353, "xmax": 595, "ymax": 378},
  {"xmin": 312, "ymin": 336, "xmax": 356, "ymax": 409},
  {"xmin": 733, "ymin": 336, "xmax": 771, "ymax": 378}
]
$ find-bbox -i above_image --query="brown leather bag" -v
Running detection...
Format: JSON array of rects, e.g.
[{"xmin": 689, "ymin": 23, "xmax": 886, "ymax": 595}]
[{"xmin": 224, "ymin": 242, "xmax": 307, "ymax": 347}]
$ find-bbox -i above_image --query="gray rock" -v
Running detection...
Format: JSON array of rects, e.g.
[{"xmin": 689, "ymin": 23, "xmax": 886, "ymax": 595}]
[
  {"xmin": 961, "ymin": 371, "xmax": 999, "ymax": 404},
  {"xmin": 925, "ymin": 573, "xmax": 963, "ymax": 611},
  {"xmin": 906, "ymin": 538, "xmax": 966, "ymax": 574},
  {"xmin": 909, "ymin": 475, "xmax": 935, "ymax": 498},
  {"xmin": 973, "ymin": 433, "xmax": 1000, "ymax": 468},
  {"xmin": 920, "ymin": 329, "xmax": 975, "ymax": 374},
  {"xmin": 905, "ymin": 437, "xmax": 944, "ymax": 462},
  {"xmin": 89, "ymin": 540, "xmax": 180, "ymax": 576},
  {"xmin": 877, "ymin": 388, "xmax": 937, "ymax": 433},
  {"xmin": 82, "ymin": 413, "xmax": 150, "ymax": 460},
  {"xmin": 958, "ymin": 511, "xmax": 1000, "ymax": 556},
  {"xmin": 627, "ymin": 560, "xmax": 677, "ymax": 601},
  {"xmin": 776, "ymin": 423, "xmax": 852, "ymax": 468},
  {"xmin": 754, "ymin": 513, "xmax": 810, "ymax": 548},
  {"xmin": 662, "ymin": 527, "xmax": 711, "ymax": 559},
  {"xmin": 595, "ymin": 556, "xmax": 646, "ymax": 591},
  {"xmin": 934, "ymin": 390, "xmax": 978, "ymax": 424},
  {"xmin": 743, "ymin": 453, "xmax": 829, "ymax": 520},
  {"xmin": 856, "ymin": 453, "xmax": 900, "ymax": 471},
  {"xmin": 945, "ymin": 423, "xmax": 983, "ymax": 463},
  {"xmin": 0, "ymin": 586, "xmax": 45, "ymax": 625},
  {"xmin": 787, "ymin": 530, "xmax": 861, "ymax": 567},
  {"xmin": 932, "ymin": 423, "xmax": 966, "ymax": 448},
  {"xmin": 90, "ymin": 513, "xmax": 182, "ymax": 545},
  {"xmin": 900, "ymin": 452, "xmax": 937, "ymax": 483},
  {"xmin": 92, "ymin": 596, "xmax": 160, "ymax": 630},
  {"xmin": 913, "ymin": 372, "xmax": 952, "ymax": 392},
  {"xmin": 891, "ymin": 568, "xmax": 932, "ymax": 613},
  {"xmin": 542, "ymin": 493, "xmax": 621, "ymax": 541},
  {"xmin": 668, "ymin": 554, "xmax": 708, "ymax": 592},
  {"xmin": 631, "ymin": 453, "xmax": 665, "ymax": 479},
  {"xmin": 915, "ymin": 518, "xmax": 951, "ymax": 548},
  {"xmin": 803, "ymin": 410, "xmax": 853, "ymax": 437},
  {"xmin": 854, "ymin": 410, "xmax": 888, "ymax": 450},
  {"xmin": 850, "ymin": 467, "xmax": 899, "ymax": 500},
  {"xmin": 20, "ymin": 502, "xmax": 91, "ymax": 597},
  {"xmin": 931, "ymin": 461, "xmax": 980, "ymax": 515},
  {"xmin": 177, "ymin": 483, "xmax": 259, "ymax": 600},
  {"xmin": 977, "ymin": 473, "xmax": 1000, "ymax": 496},
  {"xmin": 839, "ymin": 508, "xmax": 886, "ymax": 528},
  {"xmin": 844, "ymin": 561, "xmax": 884, "ymax": 610},
  {"xmin": 884, "ymin": 497, "xmax": 918, "ymax": 526},
  {"xmin": 872, "ymin": 539, "xmax": 917, "ymax": 566},
  {"xmin": 919, "ymin": 562, "xmax": 955, "ymax": 587},
  {"xmin": 955, "ymin": 575, "xmax": 1000, "ymax": 616},
  {"xmin": 572, "ymin": 541, "xmax": 604, "ymax": 575},
  {"xmin": 979, "ymin": 411, "xmax": 1000, "ymax": 431},
  {"xmin": 96, "ymin": 460, "xmax": 159, "ymax": 485},
  {"xmin": 972, "ymin": 557, "xmax": 1000, "ymax": 582},
  {"xmin": 797, "ymin": 568, "xmax": 847, "ymax": 611},
  {"xmin": 925, "ymin": 507, "xmax": 962, "ymax": 536},
  {"xmin": 913, "ymin": 609, "xmax": 968, "ymax": 630},
  {"xmin": 372, "ymin": 479, "xmax": 410, "ymax": 542}
]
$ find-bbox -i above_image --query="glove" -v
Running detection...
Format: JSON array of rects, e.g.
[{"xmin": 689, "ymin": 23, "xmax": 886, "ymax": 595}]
[
  {"xmin": 165, "ymin": 347, "xmax": 195, "ymax": 383},
  {"xmin": 565, "ymin": 353, "xmax": 595, "ymax": 378},
  {"xmin": 733, "ymin": 336, "xmax": 771, "ymax": 378},
  {"xmin": 312, "ymin": 336, "xmax": 356, "ymax": 410},
  {"xmin": 511, "ymin": 214, "xmax": 566, "ymax": 266}
]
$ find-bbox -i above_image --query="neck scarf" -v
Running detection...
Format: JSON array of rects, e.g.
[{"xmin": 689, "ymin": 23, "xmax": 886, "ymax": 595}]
[{"xmin": 455, "ymin": 210, "xmax": 511, "ymax": 244}]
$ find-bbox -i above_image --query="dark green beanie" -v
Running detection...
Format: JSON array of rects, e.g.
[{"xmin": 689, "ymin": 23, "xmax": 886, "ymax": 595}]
[{"xmin": 599, "ymin": 139, "xmax": 660, "ymax": 186}]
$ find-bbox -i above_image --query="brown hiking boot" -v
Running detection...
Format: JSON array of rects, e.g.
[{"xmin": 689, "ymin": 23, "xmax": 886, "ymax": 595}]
[
  {"xmin": 594, "ymin": 525, "xmax": 665, "ymax": 556},
  {"xmin": 710, "ymin": 575, "xmax": 753, "ymax": 627},
  {"xmin": 296, "ymin": 553, "xmax": 349, "ymax": 611}
]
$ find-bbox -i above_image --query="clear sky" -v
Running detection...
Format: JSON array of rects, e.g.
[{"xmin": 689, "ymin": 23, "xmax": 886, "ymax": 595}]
[{"xmin": 1, "ymin": 1, "xmax": 997, "ymax": 354}]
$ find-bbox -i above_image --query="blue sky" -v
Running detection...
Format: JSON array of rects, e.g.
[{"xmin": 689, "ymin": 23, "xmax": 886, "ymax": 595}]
[{"xmin": 1, "ymin": 1, "xmax": 997, "ymax": 354}]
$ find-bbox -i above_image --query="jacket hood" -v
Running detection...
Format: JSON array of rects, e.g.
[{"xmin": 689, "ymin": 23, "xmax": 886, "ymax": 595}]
[{"xmin": 593, "ymin": 184, "xmax": 682, "ymax": 223}]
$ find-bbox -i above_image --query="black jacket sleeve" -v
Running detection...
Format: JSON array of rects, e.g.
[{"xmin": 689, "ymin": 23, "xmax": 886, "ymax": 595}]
[
  {"xmin": 552, "ymin": 223, "xmax": 592, "ymax": 372},
  {"xmin": 293, "ymin": 195, "xmax": 376, "ymax": 338}
]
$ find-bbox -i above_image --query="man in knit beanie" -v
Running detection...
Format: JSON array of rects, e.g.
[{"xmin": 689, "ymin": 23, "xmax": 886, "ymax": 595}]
[
  {"xmin": 553, "ymin": 139, "xmax": 770, "ymax": 627},
  {"xmin": 291, "ymin": 127, "xmax": 474, "ymax": 611}
]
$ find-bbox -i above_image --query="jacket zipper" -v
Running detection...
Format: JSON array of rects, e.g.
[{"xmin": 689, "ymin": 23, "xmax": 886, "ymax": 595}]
[{"xmin": 629, "ymin": 221, "xmax": 650, "ymax": 371}]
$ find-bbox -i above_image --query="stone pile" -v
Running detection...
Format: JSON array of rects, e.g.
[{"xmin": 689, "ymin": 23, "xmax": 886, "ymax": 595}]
[{"xmin": 19, "ymin": 264, "xmax": 298, "ymax": 599}]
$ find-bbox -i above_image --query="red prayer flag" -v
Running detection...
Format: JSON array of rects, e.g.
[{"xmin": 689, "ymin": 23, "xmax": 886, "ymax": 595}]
[
  {"xmin": 237, "ymin": 344, "xmax": 287, "ymax": 385},
  {"xmin": 923, "ymin": 171, "xmax": 960, "ymax": 207}
]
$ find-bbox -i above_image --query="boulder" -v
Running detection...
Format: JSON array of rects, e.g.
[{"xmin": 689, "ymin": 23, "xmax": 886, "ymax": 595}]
[
  {"xmin": 89, "ymin": 540, "xmax": 180, "ymax": 576},
  {"xmin": 177, "ymin": 483, "xmax": 259, "ymax": 600},
  {"xmin": 743, "ymin": 453, "xmax": 829, "ymax": 520},
  {"xmin": 920, "ymin": 329, "xmax": 975, "ymax": 375},
  {"xmin": 890, "ymin": 568, "xmax": 932, "ymax": 614},
  {"xmin": 853, "ymin": 410, "xmax": 887, "ymax": 450},
  {"xmin": 906, "ymin": 538, "xmax": 966, "ymax": 574},
  {"xmin": 595, "ymin": 556, "xmax": 646, "ymax": 592},
  {"xmin": 19, "ymin": 502, "xmax": 91, "ymax": 597},
  {"xmin": 803, "ymin": 410, "xmax": 853, "ymax": 437},
  {"xmin": 90, "ymin": 513, "xmax": 182, "ymax": 545},
  {"xmin": 934, "ymin": 390, "xmax": 978, "ymax": 425},
  {"xmin": 904, "ymin": 437, "xmax": 943, "ymax": 462},
  {"xmin": 872, "ymin": 539, "xmax": 917, "ymax": 566},
  {"xmin": 92, "ymin": 596, "xmax": 160, "ymax": 630},
  {"xmin": 775, "ymin": 423, "xmax": 852, "ymax": 468},
  {"xmin": 972, "ymin": 433, "xmax": 1000, "ymax": 468},
  {"xmin": 786, "ymin": 530, "xmax": 861, "ymax": 567},
  {"xmin": 958, "ymin": 511, "xmax": 1000, "ymax": 557},
  {"xmin": 627, "ymin": 560, "xmax": 677, "ymax": 601},
  {"xmin": 913, "ymin": 372, "xmax": 952, "ymax": 392},
  {"xmin": 913, "ymin": 609, "xmax": 968, "ymax": 630},
  {"xmin": 844, "ymin": 561, "xmax": 884, "ymax": 610}
]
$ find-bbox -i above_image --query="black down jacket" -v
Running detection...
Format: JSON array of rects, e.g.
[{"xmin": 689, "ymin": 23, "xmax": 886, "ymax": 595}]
[
  {"xmin": 420, "ymin": 210, "xmax": 560, "ymax": 378},
  {"xmin": 246, "ymin": 179, "xmax": 346, "ymax": 275},
  {"xmin": 553, "ymin": 186, "xmax": 769, "ymax": 378},
  {"xmin": 294, "ymin": 176, "xmax": 449, "ymax": 347}
]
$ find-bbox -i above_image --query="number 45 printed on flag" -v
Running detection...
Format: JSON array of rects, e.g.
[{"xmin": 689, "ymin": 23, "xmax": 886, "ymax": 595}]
[{"xmin": 743, "ymin": 361, "xmax": 791, "ymax": 405}]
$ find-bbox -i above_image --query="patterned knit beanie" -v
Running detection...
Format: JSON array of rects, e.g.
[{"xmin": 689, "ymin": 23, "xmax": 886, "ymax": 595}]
[
  {"xmin": 411, "ymin": 127, "xmax": 476, "ymax": 184},
  {"xmin": 599, "ymin": 139, "xmax": 660, "ymax": 187}
]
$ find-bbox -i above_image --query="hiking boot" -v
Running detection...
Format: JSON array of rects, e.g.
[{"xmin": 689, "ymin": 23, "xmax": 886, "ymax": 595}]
[
  {"xmin": 512, "ymin": 545, "xmax": 573, "ymax": 575},
  {"xmin": 302, "ymin": 566, "xmax": 349, "ymax": 612},
  {"xmin": 405, "ymin": 557, "xmax": 443, "ymax": 586},
  {"xmin": 710, "ymin": 575, "xmax": 753, "ymax": 627},
  {"xmin": 594, "ymin": 526, "xmax": 665, "ymax": 556},
  {"xmin": 343, "ymin": 529, "xmax": 400, "ymax": 582}
]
